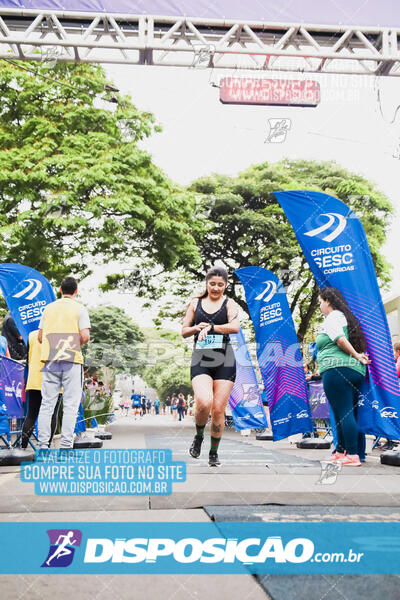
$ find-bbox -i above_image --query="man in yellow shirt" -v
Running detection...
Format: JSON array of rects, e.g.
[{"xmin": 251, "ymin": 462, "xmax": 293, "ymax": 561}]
[{"xmin": 37, "ymin": 277, "xmax": 90, "ymax": 449}]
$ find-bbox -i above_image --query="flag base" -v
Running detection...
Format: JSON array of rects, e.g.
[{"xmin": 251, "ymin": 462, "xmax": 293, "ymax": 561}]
[
  {"xmin": 73, "ymin": 438, "xmax": 103, "ymax": 449},
  {"xmin": 296, "ymin": 438, "xmax": 331, "ymax": 449},
  {"xmin": 95, "ymin": 432, "xmax": 112, "ymax": 440},
  {"xmin": 380, "ymin": 450, "xmax": 400, "ymax": 466},
  {"xmin": 256, "ymin": 433, "xmax": 274, "ymax": 441},
  {"xmin": 0, "ymin": 448, "xmax": 35, "ymax": 466}
]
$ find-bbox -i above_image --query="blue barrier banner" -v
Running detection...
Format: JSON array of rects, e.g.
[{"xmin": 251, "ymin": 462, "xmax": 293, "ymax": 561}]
[
  {"xmin": 74, "ymin": 401, "xmax": 86, "ymax": 435},
  {"xmin": 0, "ymin": 263, "xmax": 56, "ymax": 344},
  {"xmin": 228, "ymin": 328, "xmax": 268, "ymax": 430},
  {"xmin": 235, "ymin": 267, "xmax": 313, "ymax": 440},
  {"xmin": 0, "ymin": 401, "xmax": 10, "ymax": 439},
  {"xmin": 0, "ymin": 356, "xmax": 24, "ymax": 418},
  {"xmin": 0, "ymin": 521, "xmax": 398, "ymax": 574},
  {"xmin": 274, "ymin": 190, "xmax": 400, "ymax": 440}
]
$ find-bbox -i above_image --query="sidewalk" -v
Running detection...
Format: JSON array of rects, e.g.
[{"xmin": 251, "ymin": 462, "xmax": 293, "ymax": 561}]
[
  {"xmin": 0, "ymin": 413, "xmax": 399, "ymax": 599},
  {"xmin": 1, "ymin": 413, "xmax": 399, "ymax": 513}
]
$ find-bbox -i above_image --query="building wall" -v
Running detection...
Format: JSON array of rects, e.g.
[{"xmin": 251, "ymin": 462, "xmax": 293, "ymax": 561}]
[{"xmin": 384, "ymin": 295, "xmax": 400, "ymax": 344}]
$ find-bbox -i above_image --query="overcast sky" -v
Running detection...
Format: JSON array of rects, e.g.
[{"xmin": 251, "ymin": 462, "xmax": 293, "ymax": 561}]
[{"xmin": 80, "ymin": 64, "xmax": 400, "ymax": 328}]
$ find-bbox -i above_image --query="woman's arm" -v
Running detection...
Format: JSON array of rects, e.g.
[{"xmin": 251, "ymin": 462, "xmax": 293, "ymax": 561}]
[
  {"xmin": 336, "ymin": 336, "xmax": 371, "ymax": 365},
  {"xmin": 181, "ymin": 299, "xmax": 209, "ymax": 339}
]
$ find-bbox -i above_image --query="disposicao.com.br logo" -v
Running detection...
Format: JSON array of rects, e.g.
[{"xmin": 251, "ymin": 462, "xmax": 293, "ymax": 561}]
[
  {"xmin": 29, "ymin": 522, "xmax": 380, "ymax": 575},
  {"xmin": 83, "ymin": 536, "xmax": 363, "ymax": 567}
]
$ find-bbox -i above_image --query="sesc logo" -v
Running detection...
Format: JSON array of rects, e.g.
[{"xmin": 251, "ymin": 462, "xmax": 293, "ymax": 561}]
[
  {"xmin": 4, "ymin": 380, "xmax": 22, "ymax": 399},
  {"xmin": 42, "ymin": 529, "xmax": 82, "ymax": 568},
  {"xmin": 304, "ymin": 213, "xmax": 347, "ymax": 243},
  {"xmin": 84, "ymin": 536, "xmax": 314, "ymax": 564},
  {"xmin": 237, "ymin": 414, "xmax": 251, "ymax": 421},
  {"xmin": 379, "ymin": 406, "xmax": 398, "ymax": 419},
  {"xmin": 254, "ymin": 411, "xmax": 265, "ymax": 419},
  {"xmin": 237, "ymin": 383, "xmax": 260, "ymax": 408},
  {"xmin": 255, "ymin": 281, "xmax": 277, "ymax": 303},
  {"xmin": 296, "ymin": 410, "xmax": 309, "ymax": 419},
  {"xmin": 13, "ymin": 278, "xmax": 43, "ymax": 300}
]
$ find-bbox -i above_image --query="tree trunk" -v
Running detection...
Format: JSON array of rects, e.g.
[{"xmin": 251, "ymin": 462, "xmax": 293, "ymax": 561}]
[{"xmin": 297, "ymin": 282, "xmax": 320, "ymax": 342}]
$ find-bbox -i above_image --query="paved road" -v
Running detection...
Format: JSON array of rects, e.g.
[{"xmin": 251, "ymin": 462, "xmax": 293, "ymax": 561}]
[{"xmin": 0, "ymin": 412, "xmax": 399, "ymax": 599}]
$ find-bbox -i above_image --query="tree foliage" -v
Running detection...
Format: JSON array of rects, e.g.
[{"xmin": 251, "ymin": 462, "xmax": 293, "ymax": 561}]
[
  {"xmin": 142, "ymin": 327, "xmax": 192, "ymax": 399},
  {"xmin": 116, "ymin": 159, "xmax": 393, "ymax": 340},
  {"xmin": 84, "ymin": 305, "xmax": 144, "ymax": 375},
  {"xmin": 145, "ymin": 363, "xmax": 192, "ymax": 401},
  {"xmin": 0, "ymin": 59, "xmax": 200, "ymax": 283}
]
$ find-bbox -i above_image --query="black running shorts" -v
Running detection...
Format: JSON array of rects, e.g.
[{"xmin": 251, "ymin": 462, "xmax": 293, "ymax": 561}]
[{"xmin": 190, "ymin": 345, "xmax": 236, "ymax": 382}]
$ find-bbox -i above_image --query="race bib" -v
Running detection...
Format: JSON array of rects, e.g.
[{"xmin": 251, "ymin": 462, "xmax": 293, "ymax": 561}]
[{"xmin": 196, "ymin": 334, "xmax": 224, "ymax": 350}]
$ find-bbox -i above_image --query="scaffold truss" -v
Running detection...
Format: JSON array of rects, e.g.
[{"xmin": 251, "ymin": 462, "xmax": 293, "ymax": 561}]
[{"xmin": 0, "ymin": 8, "xmax": 399, "ymax": 76}]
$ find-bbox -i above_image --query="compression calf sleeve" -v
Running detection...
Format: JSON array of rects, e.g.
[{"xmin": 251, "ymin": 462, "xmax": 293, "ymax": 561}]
[
  {"xmin": 210, "ymin": 436, "xmax": 221, "ymax": 453},
  {"xmin": 196, "ymin": 423, "xmax": 206, "ymax": 439}
]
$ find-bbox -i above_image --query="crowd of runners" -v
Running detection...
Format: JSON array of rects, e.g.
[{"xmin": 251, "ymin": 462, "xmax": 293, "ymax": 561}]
[{"xmin": 115, "ymin": 384, "xmax": 195, "ymax": 421}]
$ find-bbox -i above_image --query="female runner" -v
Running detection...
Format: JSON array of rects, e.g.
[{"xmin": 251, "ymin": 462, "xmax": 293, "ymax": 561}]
[{"xmin": 182, "ymin": 266, "xmax": 240, "ymax": 466}]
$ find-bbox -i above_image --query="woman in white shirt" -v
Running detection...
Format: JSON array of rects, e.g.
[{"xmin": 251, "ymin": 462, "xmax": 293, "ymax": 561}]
[{"xmin": 316, "ymin": 287, "xmax": 370, "ymax": 466}]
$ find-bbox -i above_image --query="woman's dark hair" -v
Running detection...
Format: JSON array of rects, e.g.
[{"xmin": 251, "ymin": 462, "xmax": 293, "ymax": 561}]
[
  {"xmin": 319, "ymin": 287, "xmax": 367, "ymax": 352},
  {"xmin": 197, "ymin": 266, "xmax": 228, "ymax": 299}
]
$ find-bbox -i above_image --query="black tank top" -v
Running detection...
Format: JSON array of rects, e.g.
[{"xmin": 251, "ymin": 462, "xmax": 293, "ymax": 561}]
[{"xmin": 193, "ymin": 297, "xmax": 230, "ymax": 345}]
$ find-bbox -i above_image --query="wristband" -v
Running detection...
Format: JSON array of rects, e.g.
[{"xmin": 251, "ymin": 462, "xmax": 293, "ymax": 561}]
[{"xmin": 208, "ymin": 323, "xmax": 215, "ymax": 335}]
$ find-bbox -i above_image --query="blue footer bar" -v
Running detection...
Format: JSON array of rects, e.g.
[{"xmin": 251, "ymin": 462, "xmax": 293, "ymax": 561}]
[{"xmin": 1, "ymin": 522, "xmax": 399, "ymax": 574}]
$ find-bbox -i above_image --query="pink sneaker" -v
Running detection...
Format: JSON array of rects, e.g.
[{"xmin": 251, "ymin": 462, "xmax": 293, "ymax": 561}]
[
  {"xmin": 335, "ymin": 454, "xmax": 362, "ymax": 467},
  {"xmin": 323, "ymin": 451, "xmax": 345, "ymax": 463}
]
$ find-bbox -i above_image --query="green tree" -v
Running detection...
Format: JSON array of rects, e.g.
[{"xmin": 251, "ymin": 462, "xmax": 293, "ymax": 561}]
[
  {"xmin": 84, "ymin": 305, "xmax": 144, "ymax": 375},
  {"xmin": 116, "ymin": 160, "xmax": 393, "ymax": 340},
  {"xmin": 145, "ymin": 362, "xmax": 192, "ymax": 401},
  {"xmin": 82, "ymin": 389, "xmax": 114, "ymax": 426},
  {"xmin": 142, "ymin": 326, "xmax": 192, "ymax": 399},
  {"xmin": 0, "ymin": 59, "xmax": 200, "ymax": 283}
]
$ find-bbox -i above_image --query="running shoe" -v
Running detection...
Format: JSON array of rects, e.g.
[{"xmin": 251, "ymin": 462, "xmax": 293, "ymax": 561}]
[
  {"xmin": 334, "ymin": 454, "xmax": 362, "ymax": 467},
  {"xmin": 208, "ymin": 452, "xmax": 221, "ymax": 467},
  {"xmin": 189, "ymin": 435, "xmax": 203, "ymax": 459},
  {"xmin": 323, "ymin": 451, "xmax": 345, "ymax": 463}
]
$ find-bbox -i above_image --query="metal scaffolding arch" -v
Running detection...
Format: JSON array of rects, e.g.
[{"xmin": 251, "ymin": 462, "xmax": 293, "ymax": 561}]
[{"xmin": 0, "ymin": 8, "xmax": 399, "ymax": 76}]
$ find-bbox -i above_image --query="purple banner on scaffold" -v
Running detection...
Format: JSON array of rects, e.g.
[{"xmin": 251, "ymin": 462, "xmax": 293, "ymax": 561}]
[
  {"xmin": 2, "ymin": 1, "xmax": 399, "ymax": 27},
  {"xmin": 0, "ymin": 263, "xmax": 56, "ymax": 345},
  {"xmin": 0, "ymin": 356, "xmax": 24, "ymax": 418},
  {"xmin": 228, "ymin": 328, "xmax": 268, "ymax": 430},
  {"xmin": 235, "ymin": 267, "xmax": 313, "ymax": 441},
  {"xmin": 274, "ymin": 190, "xmax": 400, "ymax": 440}
]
